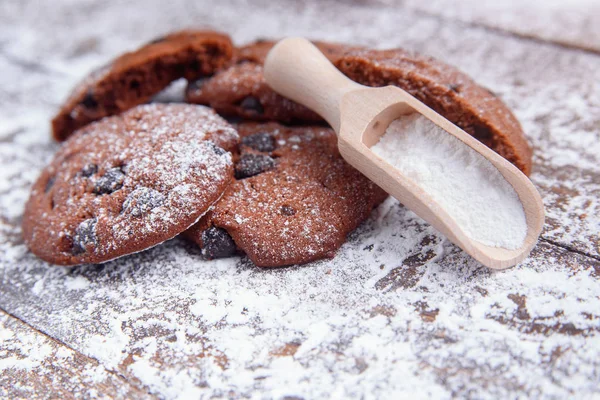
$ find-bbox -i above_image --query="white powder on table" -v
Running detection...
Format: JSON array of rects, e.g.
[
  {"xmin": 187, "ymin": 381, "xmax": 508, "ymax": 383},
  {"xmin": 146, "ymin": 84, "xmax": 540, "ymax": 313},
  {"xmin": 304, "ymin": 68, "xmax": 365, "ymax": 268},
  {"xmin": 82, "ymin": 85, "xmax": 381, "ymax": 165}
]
[{"xmin": 371, "ymin": 113, "xmax": 527, "ymax": 249}]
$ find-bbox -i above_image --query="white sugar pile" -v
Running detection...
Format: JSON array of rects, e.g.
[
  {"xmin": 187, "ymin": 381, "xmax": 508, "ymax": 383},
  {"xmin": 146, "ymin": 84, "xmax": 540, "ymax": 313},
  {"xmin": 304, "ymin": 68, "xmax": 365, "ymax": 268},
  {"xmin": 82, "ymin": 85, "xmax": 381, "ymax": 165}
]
[{"xmin": 371, "ymin": 113, "xmax": 527, "ymax": 249}]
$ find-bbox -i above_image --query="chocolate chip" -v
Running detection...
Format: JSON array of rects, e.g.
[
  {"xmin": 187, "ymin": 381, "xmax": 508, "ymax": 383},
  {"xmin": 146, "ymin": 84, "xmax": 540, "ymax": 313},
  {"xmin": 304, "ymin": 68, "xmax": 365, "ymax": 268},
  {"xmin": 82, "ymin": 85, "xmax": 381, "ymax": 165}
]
[
  {"xmin": 206, "ymin": 141, "xmax": 227, "ymax": 156},
  {"xmin": 280, "ymin": 205, "xmax": 296, "ymax": 216},
  {"xmin": 241, "ymin": 132, "xmax": 276, "ymax": 153},
  {"xmin": 174, "ymin": 64, "xmax": 186, "ymax": 76},
  {"xmin": 122, "ymin": 187, "xmax": 165, "ymax": 217},
  {"xmin": 189, "ymin": 59, "xmax": 200, "ymax": 73},
  {"xmin": 239, "ymin": 96, "xmax": 264, "ymax": 115},
  {"xmin": 201, "ymin": 227, "xmax": 236, "ymax": 259},
  {"xmin": 235, "ymin": 153, "xmax": 275, "ymax": 179},
  {"xmin": 93, "ymin": 167, "xmax": 125, "ymax": 195},
  {"xmin": 473, "ymin": 125, "xmax": 493, "ymax": 143},
  {"xmin": 80, "ymin": 163, "xmax": 98, "ymax": 177},
  {"xmin": 45, "ymin": 176, "xmax": 55, "ymax": 193},
  {"xmin": 81, "ymin": 91, "xmax": 98, "ymax": 109},
  {"xmin": 225, "ymin": 116, "xmax": 244, "ymax": 124},
  {"xmin": 72, "ymin": 218, "xmax": 97, "ymax": 255}
]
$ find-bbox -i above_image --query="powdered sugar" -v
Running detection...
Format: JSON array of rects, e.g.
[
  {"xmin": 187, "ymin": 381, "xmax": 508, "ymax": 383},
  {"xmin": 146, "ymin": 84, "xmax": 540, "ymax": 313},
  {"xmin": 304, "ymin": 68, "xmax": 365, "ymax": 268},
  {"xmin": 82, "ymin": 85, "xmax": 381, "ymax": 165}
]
[
  {"xmin": 64, "ymin": 275, "xmax": 90, "ymax": 290},
  {"xmin": 0, "ymin": 311, "xmax": 142, "ymax": 398},
  {"xmin": 1, "ymin": 0, "xmax": 599, "ymax": 398},
  {"xmin": 372, "ymin": 114, "xmax": 528, "ymax": 249}
]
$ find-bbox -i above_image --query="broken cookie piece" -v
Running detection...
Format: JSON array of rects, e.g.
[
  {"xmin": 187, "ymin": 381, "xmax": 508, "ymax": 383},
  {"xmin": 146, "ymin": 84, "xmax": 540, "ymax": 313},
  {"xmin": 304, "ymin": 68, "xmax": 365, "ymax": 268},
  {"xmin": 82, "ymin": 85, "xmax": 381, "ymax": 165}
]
[{"xmin": 52, "ymin": 30, "xmax": 234, "ymax": 141}]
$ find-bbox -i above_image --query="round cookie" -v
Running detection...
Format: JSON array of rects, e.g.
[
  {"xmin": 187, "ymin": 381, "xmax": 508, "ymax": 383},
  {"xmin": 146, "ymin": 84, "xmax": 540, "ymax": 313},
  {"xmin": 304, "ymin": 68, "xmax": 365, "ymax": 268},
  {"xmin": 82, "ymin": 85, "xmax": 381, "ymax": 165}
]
[
  {"xmin": 24, "ymin": 104, "xmax": 238, "ymax": 266},
  {"xmin": 184, "ymin": 122, "xmax": 388, "ymax": 267},
  {"xmin": 52, "ymin": 30, "xmax": 234, "ymax": 141},
  {"xmin": 186, "ymin": 40, "xmax": 532, "ymax": 175}
]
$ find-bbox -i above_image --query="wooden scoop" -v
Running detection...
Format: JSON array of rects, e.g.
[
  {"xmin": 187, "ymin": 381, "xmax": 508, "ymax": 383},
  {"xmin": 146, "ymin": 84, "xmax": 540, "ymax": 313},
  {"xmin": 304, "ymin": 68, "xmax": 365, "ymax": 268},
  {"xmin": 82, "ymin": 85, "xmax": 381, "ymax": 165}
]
[{"xmin": 263, "ymin": 37, "xmax": 544, "ymax": 269}]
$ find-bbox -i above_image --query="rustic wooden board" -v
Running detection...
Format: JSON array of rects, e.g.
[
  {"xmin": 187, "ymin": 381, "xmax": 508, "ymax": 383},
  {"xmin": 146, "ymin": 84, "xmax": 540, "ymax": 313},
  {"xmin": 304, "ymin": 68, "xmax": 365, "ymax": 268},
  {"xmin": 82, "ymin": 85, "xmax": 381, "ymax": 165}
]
[
  {"xmin": 402, "ymin": 0, "xmax": 600, "ymax": 54},
  {"xmin": 0, "ymin": 309, "xmax": 150, "ymax": 399},
  {"xmin": 1, "ymin": 0, "xmax": 599, "ymax": 398}
]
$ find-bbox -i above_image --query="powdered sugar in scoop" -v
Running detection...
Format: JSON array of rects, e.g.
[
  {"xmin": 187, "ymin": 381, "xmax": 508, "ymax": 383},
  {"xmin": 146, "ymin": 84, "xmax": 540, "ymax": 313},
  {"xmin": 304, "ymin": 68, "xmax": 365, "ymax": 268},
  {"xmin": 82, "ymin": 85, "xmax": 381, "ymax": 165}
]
[{"xmin": 371, "ymin": 113, "xmax": 527, "ymax": 249}]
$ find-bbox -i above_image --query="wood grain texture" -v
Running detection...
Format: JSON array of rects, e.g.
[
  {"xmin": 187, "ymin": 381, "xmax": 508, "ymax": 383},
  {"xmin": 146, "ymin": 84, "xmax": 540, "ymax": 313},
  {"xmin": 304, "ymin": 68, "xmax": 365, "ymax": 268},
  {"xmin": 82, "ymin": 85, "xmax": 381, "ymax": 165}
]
[
  {"xmin": 0, "ymin": 0, "xmax": 599, "ymax": 398},
  {"xmin": 0, "ymin": 309, "xmax": 151, "ymax": 399},
  {"xmin": 401, "ymin": 0, "xmax": 600, "ymax": 54}
]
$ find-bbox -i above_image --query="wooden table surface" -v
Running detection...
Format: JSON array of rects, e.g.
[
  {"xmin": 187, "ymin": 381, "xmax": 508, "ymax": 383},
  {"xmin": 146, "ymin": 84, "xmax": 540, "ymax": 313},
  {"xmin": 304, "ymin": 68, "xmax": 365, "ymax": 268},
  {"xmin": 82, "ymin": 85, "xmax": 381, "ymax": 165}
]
[{"xmin": 1, "ymin": 0, "xmax": 599, "ymax": 398}]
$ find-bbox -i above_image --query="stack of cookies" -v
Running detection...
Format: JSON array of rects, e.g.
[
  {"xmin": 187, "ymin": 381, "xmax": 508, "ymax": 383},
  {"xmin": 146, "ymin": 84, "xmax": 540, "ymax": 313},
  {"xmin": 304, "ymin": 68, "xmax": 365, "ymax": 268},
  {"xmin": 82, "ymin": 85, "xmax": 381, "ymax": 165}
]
[{"xmin": 23, "ymin": 30, "xmax": 532, "ymax": 267}]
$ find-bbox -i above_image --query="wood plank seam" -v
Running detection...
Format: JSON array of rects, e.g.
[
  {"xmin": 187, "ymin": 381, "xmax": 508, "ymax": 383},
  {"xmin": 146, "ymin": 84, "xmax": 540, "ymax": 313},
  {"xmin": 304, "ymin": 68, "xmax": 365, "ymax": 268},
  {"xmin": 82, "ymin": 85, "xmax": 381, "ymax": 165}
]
[
  {"xmin": 0, "ymin": 307, "xmax": 154, "ymax": 398},
  {"xmin": 403, "ymin": 6, "xmax": 600, "ymax": 57},
  {"xmin": 540, "ymin": 237, "xmax": 600, "ymax": 263},
  {"xmin": 0, "ymin": 51, "xmax": 66, "ymax": 77}
]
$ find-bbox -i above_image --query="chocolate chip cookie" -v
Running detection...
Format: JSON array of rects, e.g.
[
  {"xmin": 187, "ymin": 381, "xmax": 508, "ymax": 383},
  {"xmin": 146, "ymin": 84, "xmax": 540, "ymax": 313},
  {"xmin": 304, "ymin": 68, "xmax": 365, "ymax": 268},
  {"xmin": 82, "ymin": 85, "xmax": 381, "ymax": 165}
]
[
  {"xmin": 185, "ymin": 41, "xmax": 350, "ymax": 124},
  {"xmin": 184, "ymin": 122, "xmax": 388, "ymax": 267},
  {"xmin": 186, "ymin": 40, "xmax": 532, "ymax": 175},
  {"xmin": 24, "ymin": 104, "xmax": 238, "ymax": 265},
  {"xmin": 52, "ymin": 30, "xmax": 233, "ymax": 141}
]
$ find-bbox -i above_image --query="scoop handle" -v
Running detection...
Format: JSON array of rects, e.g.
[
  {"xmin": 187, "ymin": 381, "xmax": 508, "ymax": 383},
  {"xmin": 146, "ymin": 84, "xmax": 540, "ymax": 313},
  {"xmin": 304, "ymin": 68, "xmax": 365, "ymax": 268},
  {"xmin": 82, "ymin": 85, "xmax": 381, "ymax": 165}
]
[{"xmin": 264, "ymin": 37, "xmax": 363, "ymax": 132}]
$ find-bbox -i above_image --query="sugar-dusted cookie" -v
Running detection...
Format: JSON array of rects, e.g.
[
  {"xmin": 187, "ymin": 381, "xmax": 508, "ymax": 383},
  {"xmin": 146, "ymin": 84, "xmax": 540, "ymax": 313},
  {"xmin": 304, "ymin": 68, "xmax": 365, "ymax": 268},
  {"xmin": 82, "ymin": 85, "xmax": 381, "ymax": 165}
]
[
  {"xmin": 52, "ymin": 30, "xmax": 233, "ymax": 141},
  {"xmin": 187, "ymin": 40, "xmax": 532, "ymax": 175},
  {"xmin": 24, "ymin": 104, "xmax": 238, "ymax": 265},
  {"xmin": 185, "ymin": 41, "xmax": 349, "ymax": 124},
  {"xmin": 184, "ymin": 122, "xmax": 388, "ymax": 267}
]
